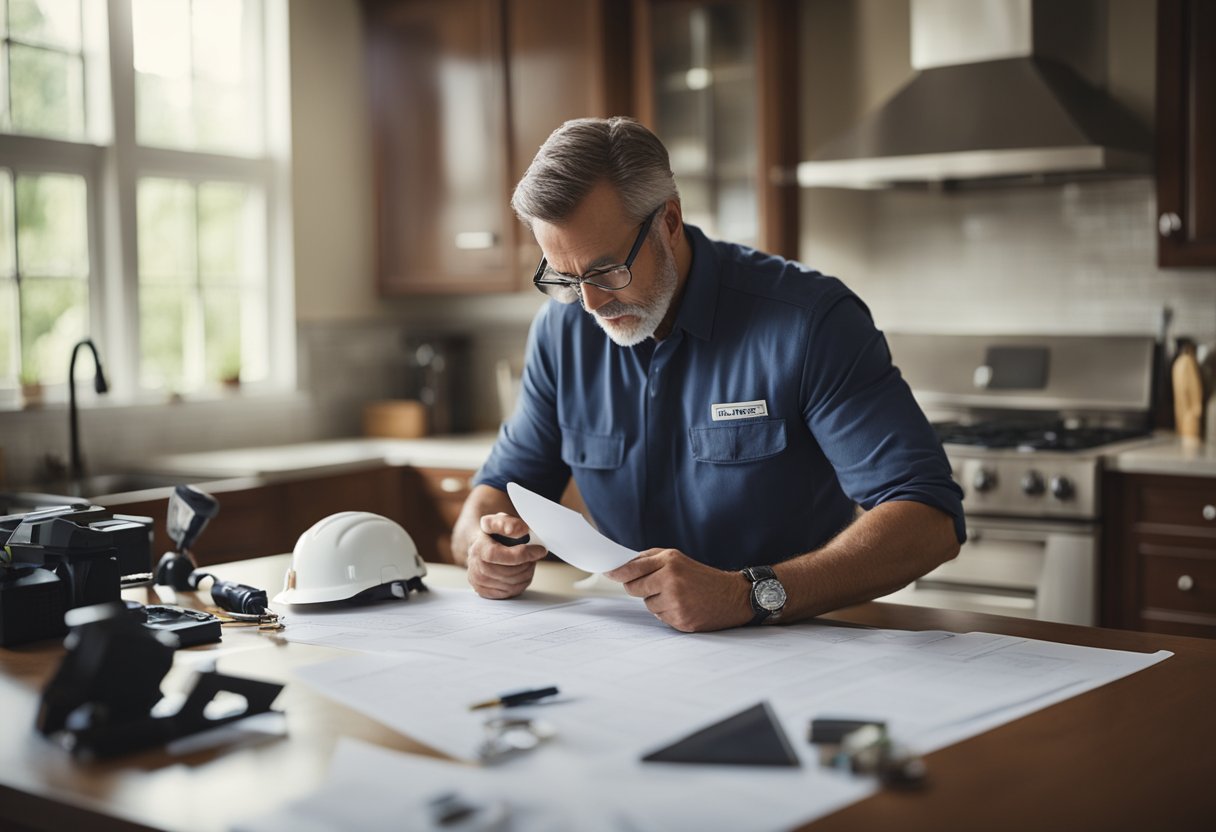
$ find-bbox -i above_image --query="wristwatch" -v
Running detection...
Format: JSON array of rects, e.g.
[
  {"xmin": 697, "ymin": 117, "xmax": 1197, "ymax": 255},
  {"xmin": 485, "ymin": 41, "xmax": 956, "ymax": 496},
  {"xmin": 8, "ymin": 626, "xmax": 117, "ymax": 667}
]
[{"xmin": 742, "ymin": 565, "xmax": 787, "ymax": 625}]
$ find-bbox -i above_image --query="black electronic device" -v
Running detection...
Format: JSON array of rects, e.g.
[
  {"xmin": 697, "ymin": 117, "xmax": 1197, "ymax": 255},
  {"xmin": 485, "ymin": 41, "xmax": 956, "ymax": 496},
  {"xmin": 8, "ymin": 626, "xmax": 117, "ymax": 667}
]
[
  {"xmin": 155, "ymin": 485, "xmax": 220, "ymax": 591},
  {"xmin": 142, "ymin": 604, "xmax": 223, "ymax": 647},
  {"xmin": 37, "ymin": 602, "xmax": 282, "ymax": 759},
  {"xmin": 188, "ymin": 572, "xmax": 269, "ymax": 615},
  {"xmin": 0, "ymin": 506, "xmax": 152, "ymax": 646}
]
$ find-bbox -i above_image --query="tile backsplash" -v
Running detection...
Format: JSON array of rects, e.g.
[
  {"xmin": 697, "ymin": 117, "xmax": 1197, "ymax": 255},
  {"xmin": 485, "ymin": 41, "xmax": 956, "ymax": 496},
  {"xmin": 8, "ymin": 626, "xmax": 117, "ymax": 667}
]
[{"xmin": 802, "ymin": 177, "xmax": 1216, "ymax": 341}]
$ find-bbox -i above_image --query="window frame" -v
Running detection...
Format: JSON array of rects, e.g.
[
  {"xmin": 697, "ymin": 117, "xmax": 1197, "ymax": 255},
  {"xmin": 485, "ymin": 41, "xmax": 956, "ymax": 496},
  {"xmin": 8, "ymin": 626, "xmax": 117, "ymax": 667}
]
[
  {"xmin": 0, "ymin": 132, "xmax": 105, "ymax": 390},
  {"xmin": 0, "ymin": 0, "xmax": 294, "ymax": 406}
]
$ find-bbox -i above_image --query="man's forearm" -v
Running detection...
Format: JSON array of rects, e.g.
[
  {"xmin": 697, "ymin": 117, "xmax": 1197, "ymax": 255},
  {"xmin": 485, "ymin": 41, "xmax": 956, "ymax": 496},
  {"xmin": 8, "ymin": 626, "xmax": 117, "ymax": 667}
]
[
  {"xmin": 450, "ymin": 484, "xmax": 516, "ymax": 567},
  {"xmin": 773, "ymin": 501, "xmax": 960, "ymax": 622}
]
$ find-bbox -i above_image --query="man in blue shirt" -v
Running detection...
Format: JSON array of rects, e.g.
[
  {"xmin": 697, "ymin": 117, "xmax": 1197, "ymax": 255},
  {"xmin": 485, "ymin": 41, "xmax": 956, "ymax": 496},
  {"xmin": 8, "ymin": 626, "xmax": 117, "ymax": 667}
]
[{"xmin": 452, "ymin": 117, "xmax": 964, "ymax": 632}]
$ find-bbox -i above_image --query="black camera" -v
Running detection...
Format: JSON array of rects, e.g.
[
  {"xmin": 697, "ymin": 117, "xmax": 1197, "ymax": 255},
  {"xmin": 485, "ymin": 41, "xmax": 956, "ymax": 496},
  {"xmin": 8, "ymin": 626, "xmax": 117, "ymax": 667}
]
[{"xmin": 0, "ymin": 505, "xmax": 153, "ymax": 647}]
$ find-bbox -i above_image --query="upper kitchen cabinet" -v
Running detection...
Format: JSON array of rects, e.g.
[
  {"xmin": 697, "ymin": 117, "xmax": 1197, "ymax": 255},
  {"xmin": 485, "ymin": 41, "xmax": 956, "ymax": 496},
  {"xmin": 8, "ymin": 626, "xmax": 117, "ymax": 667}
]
[
  {"xmin": 633, "ymin": 0, "xmax": 799, "ymax": 258},
  {"xmin": 363, "ymin": 0, "xmax": 634, "ymax": 295},
  {"xmin": 364, "ymin": 0, "xmax": 515, "ymax": 294},
  {"xmin": 1157, "ymin": 0, "xmax": 1216, "ymax": 267},
  {"xmin": 506, "ymin": 0, "xmax": 635, "ymax": 272}
]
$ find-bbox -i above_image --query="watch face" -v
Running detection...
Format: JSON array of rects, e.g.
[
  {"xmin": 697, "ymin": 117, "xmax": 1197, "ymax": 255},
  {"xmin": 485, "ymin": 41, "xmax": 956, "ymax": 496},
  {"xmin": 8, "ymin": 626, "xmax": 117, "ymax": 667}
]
[{"xmin": 755, "ymin": 578, "xmax": 787, "ymax": 611}]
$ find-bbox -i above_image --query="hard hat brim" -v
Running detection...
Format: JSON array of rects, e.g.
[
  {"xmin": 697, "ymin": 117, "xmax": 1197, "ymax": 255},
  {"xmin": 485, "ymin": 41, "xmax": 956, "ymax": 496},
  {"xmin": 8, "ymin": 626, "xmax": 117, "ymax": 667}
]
[{"xmin": 272, "ymin": 580, "xmax": 385, "ymax": 606}]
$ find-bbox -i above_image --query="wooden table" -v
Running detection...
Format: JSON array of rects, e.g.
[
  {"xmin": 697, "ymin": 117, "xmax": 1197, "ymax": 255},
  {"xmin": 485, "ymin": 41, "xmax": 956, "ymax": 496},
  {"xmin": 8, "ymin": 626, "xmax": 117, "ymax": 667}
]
[{"xmin": 1, "ymin": 556, "xmax": 1213, "ymax": 832}]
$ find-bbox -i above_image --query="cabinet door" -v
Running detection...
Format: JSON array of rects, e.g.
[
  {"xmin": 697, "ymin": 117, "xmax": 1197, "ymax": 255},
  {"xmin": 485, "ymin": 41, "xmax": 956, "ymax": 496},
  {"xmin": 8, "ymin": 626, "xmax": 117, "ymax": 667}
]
[
  {"xmin": 283, "ymin": 466, "xmax": 405, "ymax": 535},
  {"xmin": 365, "ymin": 0, "xmax": 517, "ymax": 293},
  {"xmin": 1157, "ymin": 0, "xmax": 1216, "ymax": 266},
  {"xmin": 401, "ymin": 466, "xmax": 474, "ymax": 563},
  {"xmin": 1104, "ymin": 471, "xmax": 1216, "ymax": 638},
  {"xmin": 634, "ymin": 0, "xmax": 798, "ymax": 258},
  {"xmin": 507, "ymin": 0, "xmax": 635, "ymax": 275}
]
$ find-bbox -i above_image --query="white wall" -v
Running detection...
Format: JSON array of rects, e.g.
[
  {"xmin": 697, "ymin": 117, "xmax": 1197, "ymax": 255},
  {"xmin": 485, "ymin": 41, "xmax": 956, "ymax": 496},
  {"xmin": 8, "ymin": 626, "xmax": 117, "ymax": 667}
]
[{"xmin": 289, "ymin": 0, "xmax": 383, "ymax": 322}]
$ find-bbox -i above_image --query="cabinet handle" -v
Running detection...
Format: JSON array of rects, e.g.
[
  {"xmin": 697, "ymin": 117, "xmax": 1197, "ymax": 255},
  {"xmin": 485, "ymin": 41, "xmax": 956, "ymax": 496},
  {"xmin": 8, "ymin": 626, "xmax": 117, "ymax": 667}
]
[
  {"xmin": 1158, "ymin": 212, "xmax": 1182, "ymax": 237},
  {"xmin": 439, "ymin": 476, "xmax": 468, "ymax": 493},
  {"xmin": 454, "ymin": 231, "xmax": 498, "ymax": 251},
  {"xmin": 1177, "ymin": 574, "xmax": 1195, "ymax": 592},
  {"xmin": 1203, "ymin": 504, "xmax": 1216, "ymax": 521}
]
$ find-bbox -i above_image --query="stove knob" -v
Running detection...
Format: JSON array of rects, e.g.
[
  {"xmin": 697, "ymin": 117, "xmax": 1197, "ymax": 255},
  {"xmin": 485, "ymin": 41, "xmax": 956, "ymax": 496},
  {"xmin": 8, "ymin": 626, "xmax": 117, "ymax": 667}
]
[
  {"xmin": 1050, "ymin": 476, "xmax": 1074, "ymax": 501},
  {"xmin": 972, "ymin": 468, "xmax": 998, "ymax": 494},
  {"xmin": 1021, "ymin": 471, "xmax": 1045, "ymax": 496}
]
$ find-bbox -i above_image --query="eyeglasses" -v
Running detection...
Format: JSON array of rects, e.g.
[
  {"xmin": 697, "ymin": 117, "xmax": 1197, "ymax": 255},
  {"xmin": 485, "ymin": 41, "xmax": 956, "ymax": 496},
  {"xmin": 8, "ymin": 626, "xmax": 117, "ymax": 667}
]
[{"xmin": 532, "ymin": 205, "xmax": 662, "ymax": 304}]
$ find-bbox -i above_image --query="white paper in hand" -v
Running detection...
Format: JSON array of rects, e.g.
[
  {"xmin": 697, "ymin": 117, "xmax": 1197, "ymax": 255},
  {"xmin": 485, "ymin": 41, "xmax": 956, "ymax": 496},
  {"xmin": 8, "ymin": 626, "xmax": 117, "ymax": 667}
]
[{"xmin": 506, "ymin": 481, "xmax": 638, "ymax": 573}]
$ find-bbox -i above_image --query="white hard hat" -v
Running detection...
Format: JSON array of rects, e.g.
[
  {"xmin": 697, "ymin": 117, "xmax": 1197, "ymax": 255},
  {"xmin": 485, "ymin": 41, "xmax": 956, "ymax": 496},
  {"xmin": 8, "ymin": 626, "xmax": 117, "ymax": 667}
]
[{"xmin": 273, "ymin": 511, "xmax": 428, "ymax": 605}]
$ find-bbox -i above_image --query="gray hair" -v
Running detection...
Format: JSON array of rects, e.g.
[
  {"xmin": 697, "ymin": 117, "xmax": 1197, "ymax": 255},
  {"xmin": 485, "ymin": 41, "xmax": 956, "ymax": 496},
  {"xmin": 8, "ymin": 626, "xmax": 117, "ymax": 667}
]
[{"xmin": 511, "ymin": 117, "xmax": 679, "ymax": 229}]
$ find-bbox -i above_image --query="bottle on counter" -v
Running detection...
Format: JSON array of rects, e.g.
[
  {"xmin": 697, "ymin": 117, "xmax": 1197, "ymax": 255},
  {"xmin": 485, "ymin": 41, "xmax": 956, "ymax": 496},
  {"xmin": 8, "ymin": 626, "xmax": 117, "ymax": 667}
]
[
  {"xmin": 1172, "ymin": 337, "xmax": 1203, "ymax": 442},
  {"xmin": 1152, "ymin": 306, "xmax": 1175, "ymax": 430},
  {"xmin": 1202, "ymin": 342, "xmax": 1216, "ymax": 445}
]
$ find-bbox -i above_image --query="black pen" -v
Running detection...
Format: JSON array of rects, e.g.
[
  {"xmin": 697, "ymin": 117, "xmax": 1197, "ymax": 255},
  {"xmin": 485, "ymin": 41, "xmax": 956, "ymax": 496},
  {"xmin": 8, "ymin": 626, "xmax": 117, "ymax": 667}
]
[
  {"xmin": 489, "ymin": 533, "xmax": 531, "ymax": 547},
  {"xmin": 468, "ymin": 685, "xmax": 559, "ymax": 711}
]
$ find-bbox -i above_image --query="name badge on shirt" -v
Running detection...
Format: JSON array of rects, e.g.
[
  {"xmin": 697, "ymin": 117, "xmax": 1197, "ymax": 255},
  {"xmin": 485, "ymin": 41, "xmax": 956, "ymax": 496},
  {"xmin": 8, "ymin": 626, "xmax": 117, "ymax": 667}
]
[{"xmin": 710, "ymin": 399, "xmax": 769, "ymax": 421}]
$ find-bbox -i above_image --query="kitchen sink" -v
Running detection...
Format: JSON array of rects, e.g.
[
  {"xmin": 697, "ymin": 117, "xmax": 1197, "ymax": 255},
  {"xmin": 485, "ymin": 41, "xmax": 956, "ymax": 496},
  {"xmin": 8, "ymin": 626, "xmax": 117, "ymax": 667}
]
[{"xmin": 2, "ymin": 472, "xmax": 207, "ymax": 511}]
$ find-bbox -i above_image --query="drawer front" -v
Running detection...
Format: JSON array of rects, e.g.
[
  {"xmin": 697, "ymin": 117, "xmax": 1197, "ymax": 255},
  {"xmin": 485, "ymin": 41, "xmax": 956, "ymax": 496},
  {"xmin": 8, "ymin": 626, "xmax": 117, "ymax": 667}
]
[
  {"xmin": 1135, "ymin": 478, "xmax": 1216, "ymax": 536},
  {"xmin": 1141, "ymin": 545, "xmax": 1216, "ymax": 616},
  {"xmin": 417, "ymin": 467, "xmax": 477, "ymax": 503}
]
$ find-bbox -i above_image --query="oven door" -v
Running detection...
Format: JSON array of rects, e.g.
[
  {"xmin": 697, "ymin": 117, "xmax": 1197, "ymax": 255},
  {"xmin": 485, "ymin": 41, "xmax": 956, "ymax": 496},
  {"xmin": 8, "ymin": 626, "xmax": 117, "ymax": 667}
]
[{"xmin": 879, "ymin": 518, "xmax": 1097, "ymax": 625}]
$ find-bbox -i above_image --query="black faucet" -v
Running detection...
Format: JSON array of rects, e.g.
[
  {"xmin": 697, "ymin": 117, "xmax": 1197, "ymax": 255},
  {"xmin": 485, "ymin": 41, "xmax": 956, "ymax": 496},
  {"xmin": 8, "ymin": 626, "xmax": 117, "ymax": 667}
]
[{"xmin": 68, "ymin": 338, "xmax": 109, "ymax": 482}]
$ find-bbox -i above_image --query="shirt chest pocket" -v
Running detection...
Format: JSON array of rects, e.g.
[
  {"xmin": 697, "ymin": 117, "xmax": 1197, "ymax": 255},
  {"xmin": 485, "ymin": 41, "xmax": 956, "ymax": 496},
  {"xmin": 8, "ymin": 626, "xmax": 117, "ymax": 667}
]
[
  {"xmin": 689, "ymin": 419, "xmax": 788, "ymax": 464},
  {"xmin": 560, "ymin": 426, "xmax": 625, "ymax": 469}
]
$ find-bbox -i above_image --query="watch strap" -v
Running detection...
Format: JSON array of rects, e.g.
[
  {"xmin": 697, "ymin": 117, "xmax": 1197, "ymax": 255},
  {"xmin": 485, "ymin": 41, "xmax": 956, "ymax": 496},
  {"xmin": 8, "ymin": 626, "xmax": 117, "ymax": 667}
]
[{"xmin": 743, "ymin": 566, "xmax": 778, "ymax": 626}]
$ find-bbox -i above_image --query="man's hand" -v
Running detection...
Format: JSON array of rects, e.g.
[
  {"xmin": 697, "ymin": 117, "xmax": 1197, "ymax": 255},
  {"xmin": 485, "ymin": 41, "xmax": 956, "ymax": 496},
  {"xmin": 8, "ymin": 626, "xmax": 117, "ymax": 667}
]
[
  {"xmin": 605, "ymin": 548, "xmax": 753, "ymax": 633},
  {"xmin": 465, "ymin": 513, "xmax": 548, "ymax": 599}
]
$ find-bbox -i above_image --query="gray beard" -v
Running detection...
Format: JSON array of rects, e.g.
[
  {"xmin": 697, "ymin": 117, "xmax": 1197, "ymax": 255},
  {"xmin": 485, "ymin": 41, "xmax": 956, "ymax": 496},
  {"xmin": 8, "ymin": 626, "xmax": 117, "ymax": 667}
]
[{"xmin": 586, "ymin": 233, "xmax": 678, "ymax": 347}]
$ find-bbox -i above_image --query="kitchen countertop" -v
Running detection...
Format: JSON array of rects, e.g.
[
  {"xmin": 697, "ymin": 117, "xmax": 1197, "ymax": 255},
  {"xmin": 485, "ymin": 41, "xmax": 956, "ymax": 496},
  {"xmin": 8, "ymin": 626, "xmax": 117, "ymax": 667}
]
[
  {"xmin": 143, "ymin": 433, "xmax": 499, "ymax": 480},
  {"xmin": 1105, "ymin": 434, "xmax": 1216, "ymax": 477},
  {"xmin": 146, "ymin": 431, "xmax": 1216, "ymax": 483}
]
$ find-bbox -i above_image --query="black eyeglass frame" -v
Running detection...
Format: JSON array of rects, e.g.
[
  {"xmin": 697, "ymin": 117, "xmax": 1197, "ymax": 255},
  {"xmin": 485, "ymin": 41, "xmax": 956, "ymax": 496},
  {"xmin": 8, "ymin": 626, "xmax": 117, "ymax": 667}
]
[{"xmin": 531, "ymin": 205, "xmax": 662, "ymax": 298}]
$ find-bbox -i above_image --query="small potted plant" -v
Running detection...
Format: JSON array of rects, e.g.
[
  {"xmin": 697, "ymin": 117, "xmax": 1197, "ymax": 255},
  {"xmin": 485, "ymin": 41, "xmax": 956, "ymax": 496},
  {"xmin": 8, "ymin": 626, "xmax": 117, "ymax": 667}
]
[
  {"xmin": 219, "ymin": 350, "xmax": 242, "ymax": 391},
  {"xmin": 20, "ymin": 368, "xmax": 44, "ymax": 408}
]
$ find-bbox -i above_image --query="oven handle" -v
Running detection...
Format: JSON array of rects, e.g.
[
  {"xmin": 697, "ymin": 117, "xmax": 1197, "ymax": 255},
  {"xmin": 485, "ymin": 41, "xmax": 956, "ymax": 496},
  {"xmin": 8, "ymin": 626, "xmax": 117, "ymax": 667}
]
[
  {"xmin": 966, "ymin": 524, "xmax": 1086, "ymax": 545},
  {"xmin": 962, "ymin": 522, "xmax": 1096, "ymax": 626}
]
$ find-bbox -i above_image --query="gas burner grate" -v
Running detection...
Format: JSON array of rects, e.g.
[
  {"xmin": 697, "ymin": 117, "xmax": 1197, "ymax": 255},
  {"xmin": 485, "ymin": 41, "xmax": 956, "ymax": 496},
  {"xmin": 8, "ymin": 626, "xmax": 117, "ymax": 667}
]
[{"xmin": 933, "ymin": 420, "xmax": 1150, "ymax": 452}]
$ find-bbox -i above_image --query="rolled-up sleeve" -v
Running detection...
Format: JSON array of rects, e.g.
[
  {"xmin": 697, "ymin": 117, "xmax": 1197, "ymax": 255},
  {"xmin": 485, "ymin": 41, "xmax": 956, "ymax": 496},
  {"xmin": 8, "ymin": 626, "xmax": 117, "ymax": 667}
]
[
  {"xmin": 801, "ymin": 293, "xmax": 966, "ymax": 542},
  {"xmin": 473, "ymin": 304, "xmax": 571, "ymax": 502}
]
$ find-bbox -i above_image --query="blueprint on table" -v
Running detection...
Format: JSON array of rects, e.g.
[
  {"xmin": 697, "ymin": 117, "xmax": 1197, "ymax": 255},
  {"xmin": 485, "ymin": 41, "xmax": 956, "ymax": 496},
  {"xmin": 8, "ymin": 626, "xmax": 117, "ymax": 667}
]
[{"xmin": 279, "ymin": 588, "xmax": 1169, "ymax": 761}]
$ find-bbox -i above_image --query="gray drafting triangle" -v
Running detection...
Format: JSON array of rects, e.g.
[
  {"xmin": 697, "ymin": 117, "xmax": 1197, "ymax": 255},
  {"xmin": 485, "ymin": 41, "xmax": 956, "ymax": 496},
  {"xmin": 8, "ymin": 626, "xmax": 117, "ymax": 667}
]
[{"xmin": 641, "ymin": 701, "xmax": 800, "ymax": 767}]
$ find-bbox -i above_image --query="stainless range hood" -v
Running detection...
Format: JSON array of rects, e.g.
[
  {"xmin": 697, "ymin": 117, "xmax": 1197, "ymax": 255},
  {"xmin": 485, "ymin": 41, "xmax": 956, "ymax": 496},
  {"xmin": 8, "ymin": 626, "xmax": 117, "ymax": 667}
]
[{"xmin": 797, "ymin": 0, "xmax": 1152, "ymax": 189}]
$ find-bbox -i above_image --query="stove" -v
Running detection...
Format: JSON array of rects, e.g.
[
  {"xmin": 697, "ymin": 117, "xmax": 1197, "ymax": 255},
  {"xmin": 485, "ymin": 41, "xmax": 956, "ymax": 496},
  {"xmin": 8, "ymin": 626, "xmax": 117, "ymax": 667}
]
[
  {"xmin": 932, "ymin": 419, "xmax": 1153, "ymax": 522},
  {"xmin": 878, "ymin": 333, "xmax": 1157, "ymax": 625},
  {"xmin": 932, "ymin": 420, "xmax": 1149, "ymax": 452}
]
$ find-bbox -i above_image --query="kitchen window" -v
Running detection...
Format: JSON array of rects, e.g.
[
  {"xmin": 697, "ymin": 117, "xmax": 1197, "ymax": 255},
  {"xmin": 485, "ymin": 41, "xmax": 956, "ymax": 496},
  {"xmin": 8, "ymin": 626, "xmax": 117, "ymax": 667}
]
[{"xmin": 0, "ymin": 0, "xmax": 291, "ymax": 403}]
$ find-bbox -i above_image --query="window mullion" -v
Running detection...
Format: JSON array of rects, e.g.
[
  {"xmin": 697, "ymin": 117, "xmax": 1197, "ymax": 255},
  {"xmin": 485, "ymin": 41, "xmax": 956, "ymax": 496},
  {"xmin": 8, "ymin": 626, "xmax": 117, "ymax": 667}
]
[
  {"xmin": 101, "ymin": 0, "xmax": 139, "ymax": 400},
  {"xmin": 10, "ymin": 166, "xmax": 23, "ymax": 384}
]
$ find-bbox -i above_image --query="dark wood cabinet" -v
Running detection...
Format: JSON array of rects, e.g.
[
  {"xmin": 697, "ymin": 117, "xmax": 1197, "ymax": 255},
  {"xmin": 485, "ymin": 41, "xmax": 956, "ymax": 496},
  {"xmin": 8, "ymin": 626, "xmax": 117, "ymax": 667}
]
[
  {"xmin": 102, "ymin": 466, "xmax": 410, "ymax": 568},
  {"xmin": 1156, "ymin": 0, "xmax": 1216, "ymax": 266},
  {"xmin": 507, "ymin": 0, "xmax": 634, "ymax": 274},
  {"xmin": 363, "ymin": 0, "xmax": 634, "ymax": 295},
  {"xmin": 633, "ymin": 0, "xmax": 799, "ymax": 258},
  {"xmin": 1103, "ymin": 470, "xmax": 1216, "ymax": 638},
  {"xmin": 364, "ymin": 0, "xmax": 517, "ymax": 294},
  {"xmin": 400, "ymin": 465, "xmax": 475, "ymax": 563}
]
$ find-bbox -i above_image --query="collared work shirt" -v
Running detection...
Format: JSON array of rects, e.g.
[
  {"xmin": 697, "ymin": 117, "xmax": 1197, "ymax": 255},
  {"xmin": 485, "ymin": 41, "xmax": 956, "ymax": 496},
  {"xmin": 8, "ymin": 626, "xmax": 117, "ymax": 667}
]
[{"xmin": 475, "ymin": 225, "xmax": 965, "ymax": 571}]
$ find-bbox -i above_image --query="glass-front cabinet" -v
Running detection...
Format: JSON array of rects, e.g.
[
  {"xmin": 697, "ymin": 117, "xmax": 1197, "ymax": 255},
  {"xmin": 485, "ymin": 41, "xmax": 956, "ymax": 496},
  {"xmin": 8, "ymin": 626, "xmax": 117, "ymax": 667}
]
[{"xmin": 635, "ymin": 0, "xmax": 798, "ymax": 257}]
